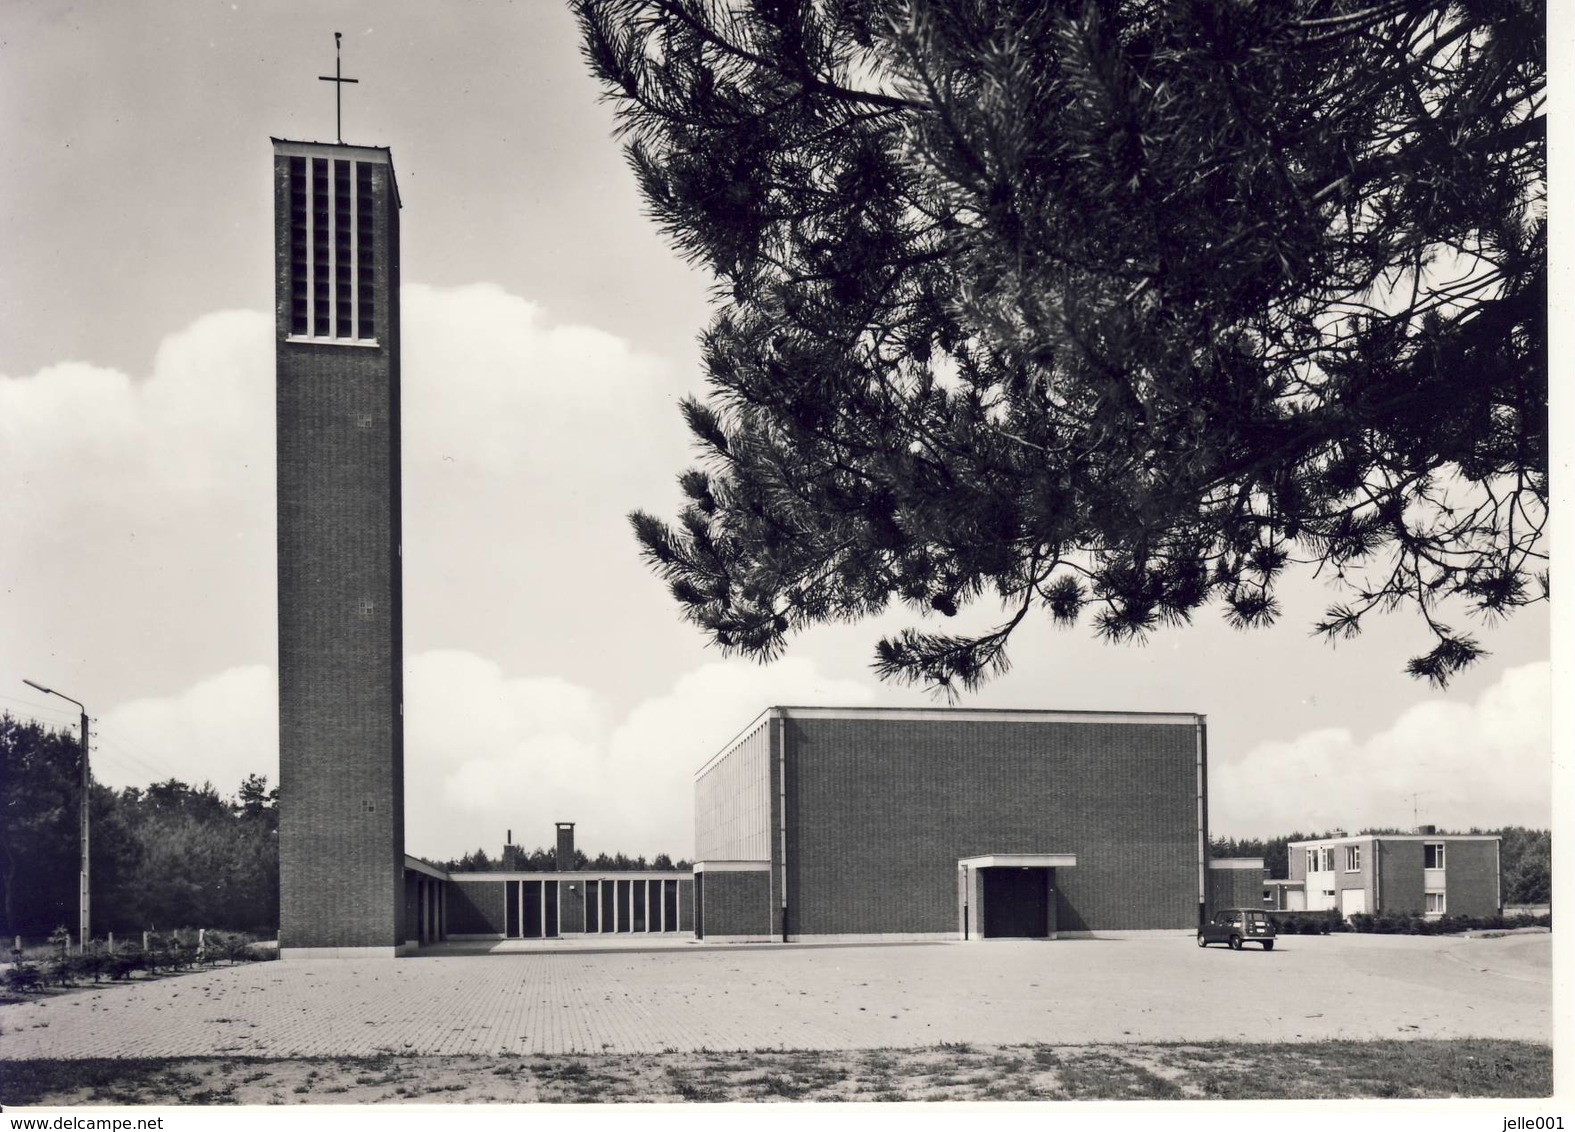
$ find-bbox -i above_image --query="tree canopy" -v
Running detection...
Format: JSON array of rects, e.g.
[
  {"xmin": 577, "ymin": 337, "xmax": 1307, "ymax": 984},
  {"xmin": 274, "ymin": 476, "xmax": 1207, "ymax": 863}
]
[
  {"xmin": 576, "ymin": 0, "xmax": 1546, "ymax": 693},
  {"xmin": 1, "ymin": 714, "xmax": 279, "ymax": 938}
]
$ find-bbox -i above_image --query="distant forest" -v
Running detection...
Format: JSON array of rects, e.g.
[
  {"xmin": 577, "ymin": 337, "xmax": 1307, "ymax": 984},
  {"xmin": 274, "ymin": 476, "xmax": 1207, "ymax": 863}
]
[{"xmin": 1211, "ymin": 828, "xmax": 1551, "ymax": 905}]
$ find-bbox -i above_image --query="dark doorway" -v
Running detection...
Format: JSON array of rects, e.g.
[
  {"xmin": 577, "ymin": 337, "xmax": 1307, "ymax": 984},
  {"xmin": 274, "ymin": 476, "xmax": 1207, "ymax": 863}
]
[
  {"xmin": 981, "ymin": 867, "xmax": 1050, "ymax": 938},
  {"xmin": 662, "ymin": 879, "xmax": 679, "ymax": 932},
  {"xmin": 505, "ymin": 880, "xmax": 521, "ymax": 939},
  {"xmin": 522, "ymin": 881, "xmax": 542, "ymax": 938},
  {"xmin": 601, "ymin": 878, "xmax": 617, "ymax": 932}
]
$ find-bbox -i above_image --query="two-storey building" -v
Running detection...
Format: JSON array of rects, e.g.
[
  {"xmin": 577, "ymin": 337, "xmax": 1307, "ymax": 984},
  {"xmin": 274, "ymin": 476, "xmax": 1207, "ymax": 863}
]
[{"xmin": 1269, "ymin": 832, "xmax": 1500, "ymax": 919}]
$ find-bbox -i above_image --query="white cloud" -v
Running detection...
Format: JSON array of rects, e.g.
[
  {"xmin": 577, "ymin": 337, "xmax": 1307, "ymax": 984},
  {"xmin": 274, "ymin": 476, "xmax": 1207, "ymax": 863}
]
[
  {"xmin": 401, "ymin": 282, "xmax": 677, "ymax": 478},
  {"xmin": 93, "ymin": 665, "xmax": 278, "ymax": 796},
  {"xmin": 410, "ymin": 652, "xmax": 875, "ymax": 862},
  {"xmin": 86, "ymin": 649, "xmax": 875, "ymax": 864},
  {"xmin": 0, "ymin": 310, "xmax": 273, "ymax": 531},
  {"xmin": 1211, "ymin": 661, "xmax": 1552, "ymax": 837},
  {"xmin": 1, "ymin": 286, "xmax": 689, "ymax": 726}
]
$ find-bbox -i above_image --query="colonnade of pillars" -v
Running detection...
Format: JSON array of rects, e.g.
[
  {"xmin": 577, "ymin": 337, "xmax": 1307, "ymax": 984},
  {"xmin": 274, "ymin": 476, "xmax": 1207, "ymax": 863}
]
[{"xmin": 504, "ymin": 877, "xmax": 683, "ymax": 938}]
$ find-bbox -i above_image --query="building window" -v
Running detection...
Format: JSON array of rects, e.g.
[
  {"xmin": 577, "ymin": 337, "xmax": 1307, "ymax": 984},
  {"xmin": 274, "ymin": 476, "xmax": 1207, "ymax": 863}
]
[
  {"xmin": 287, "ymin": 156, "xmax": 375, "ymax": 345},
  {"xmin": 288, "ymin": 157, "xmax": 308, "ymax": 334},
  {"xmin": 1306, "ymin": 849, "xmax": 1319, "ymax": 874},
  {"xmin": 1425, "ymin": 891, "xmax": 1446, "ymax": 915},
  {"xmin": 356, "ymin": 162, "xmax": 376, "ymax": 339},
  {"xmin": 1321, "ymin": 847, "xmax": 1336, "ymax": 873},
  {"xmin": 1424, "ymin": 843, "xmax": 1446, "ymax": 870},
  {"xmin": 1345, "ymin": 845, "xmax": 1361, "ymax": 872}
]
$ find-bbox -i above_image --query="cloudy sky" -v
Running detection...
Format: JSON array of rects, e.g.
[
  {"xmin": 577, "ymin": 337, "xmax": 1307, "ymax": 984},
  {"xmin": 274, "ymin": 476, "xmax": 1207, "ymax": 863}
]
[{"xmin": 1, "ymin": 2, "xmax": 1557, "ymax": 864}]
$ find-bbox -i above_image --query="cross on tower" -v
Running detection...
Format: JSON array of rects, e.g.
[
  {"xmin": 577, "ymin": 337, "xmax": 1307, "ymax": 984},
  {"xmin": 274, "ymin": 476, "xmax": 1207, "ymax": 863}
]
[{"xmin": 318, "ymin": 31, "xmax": 359, "ymax": 144}]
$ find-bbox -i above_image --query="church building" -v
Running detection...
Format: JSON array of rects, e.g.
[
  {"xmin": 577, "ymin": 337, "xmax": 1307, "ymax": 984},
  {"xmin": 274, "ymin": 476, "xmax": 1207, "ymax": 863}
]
[
  {"xmin": 265, "ymin": 108, "xmax": 1260, "ymax": 955},
  {"xmin": 691, "ymin": 706, "xmax": 1226, "ymax": 941}
]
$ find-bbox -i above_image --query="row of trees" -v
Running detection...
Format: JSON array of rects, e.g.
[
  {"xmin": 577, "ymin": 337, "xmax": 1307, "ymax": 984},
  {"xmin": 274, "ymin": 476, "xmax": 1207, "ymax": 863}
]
[
  {"xmin": 1, "ymin": 714, "xmax": 279, "ymax": 938},
  {"xmin": 437, "ymin": 847, "xmax": 692, "ymax": 872},
  {"xmin": 1210, "ymin": 826, "xmax": 1551, "ymax": 905}
]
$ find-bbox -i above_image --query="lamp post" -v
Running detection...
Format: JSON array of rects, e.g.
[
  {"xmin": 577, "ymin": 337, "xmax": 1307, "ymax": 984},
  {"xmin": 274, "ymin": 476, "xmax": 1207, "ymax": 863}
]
[{"xmin": 23, "ymin": 679, "xmax": 90, "ymax": 952}]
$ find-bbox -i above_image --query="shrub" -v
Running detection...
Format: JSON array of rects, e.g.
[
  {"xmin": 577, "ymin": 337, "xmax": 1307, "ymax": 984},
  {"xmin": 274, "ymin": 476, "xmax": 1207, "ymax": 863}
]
[
  {"xmin": 107, "ymin": 947, "xmax": 146, "ymax": 980},
  {"xmin": 1342, "ymin": 911, "xmax": 1550, "ymax": 935},
  {"xmin": 1268, "ymin": 910, "xmax": 1340, "ymax": 935},
  {"xmin": 4, "ymin": 960, "xmax": 43, "ymax": 992}
]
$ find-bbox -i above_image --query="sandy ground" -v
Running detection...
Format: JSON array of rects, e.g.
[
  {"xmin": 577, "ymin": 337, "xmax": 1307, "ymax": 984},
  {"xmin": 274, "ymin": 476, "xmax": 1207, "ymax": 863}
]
[{"xmin": 0, "ymin": 932, "xmax": 1551, "ymax": 1062}]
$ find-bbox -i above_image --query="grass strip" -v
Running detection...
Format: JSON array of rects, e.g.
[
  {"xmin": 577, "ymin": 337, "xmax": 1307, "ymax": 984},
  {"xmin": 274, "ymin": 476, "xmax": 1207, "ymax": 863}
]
[{"xmin": 0, "ymin": 1038, "xmax": 1551, "ymax": 1105}]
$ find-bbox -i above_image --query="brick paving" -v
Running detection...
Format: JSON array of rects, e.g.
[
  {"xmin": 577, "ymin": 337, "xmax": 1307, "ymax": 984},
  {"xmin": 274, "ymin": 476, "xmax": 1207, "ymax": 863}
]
[{"xmin": 0, "ymin": 933, "xmax": 1550, "ymax": 1060}]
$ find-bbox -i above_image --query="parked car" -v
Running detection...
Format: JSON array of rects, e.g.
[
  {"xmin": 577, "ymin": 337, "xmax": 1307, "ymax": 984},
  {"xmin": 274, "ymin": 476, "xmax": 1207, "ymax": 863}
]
[{"xmin": 1198, "ymin": 907, "xmax": 1277, "ymax": 950}]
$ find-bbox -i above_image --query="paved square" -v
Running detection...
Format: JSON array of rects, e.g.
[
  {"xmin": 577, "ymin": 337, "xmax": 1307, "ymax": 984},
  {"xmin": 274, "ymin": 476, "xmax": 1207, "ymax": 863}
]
[{"xmin": 0, "ymin": 933, "xmax": 1550, "ymax": 1060}]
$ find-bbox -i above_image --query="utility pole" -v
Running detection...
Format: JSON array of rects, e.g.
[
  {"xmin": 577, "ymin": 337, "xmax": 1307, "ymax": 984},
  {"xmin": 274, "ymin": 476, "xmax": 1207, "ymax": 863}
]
[{"xmin": 24, "ymin": 680, "xmax": 89, "ymax": 951}]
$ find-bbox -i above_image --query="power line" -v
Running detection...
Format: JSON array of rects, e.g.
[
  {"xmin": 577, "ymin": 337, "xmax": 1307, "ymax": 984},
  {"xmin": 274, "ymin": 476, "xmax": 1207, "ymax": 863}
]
[
  {"xmin": 0, "ymin": 692, "xmax": 82, "ymax": 728},
  {"xmin": 88, "ymin": 727, "xmax": 185, "ymax": 784},
  {"xmin": 87, "ymin": 739, "xmax": 175, "ymax": 786}
]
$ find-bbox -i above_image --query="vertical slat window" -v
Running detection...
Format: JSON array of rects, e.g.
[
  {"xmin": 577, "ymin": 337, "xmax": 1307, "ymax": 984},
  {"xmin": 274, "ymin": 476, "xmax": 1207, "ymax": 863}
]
[
  {"xmin": 289, "ymin": 154, "xmax": 378, "ymax": 344},
  {"xmin": 333, "ymin": 160, "xmax": 353, "ymax": 338},
  {"xmin": 311, "ymin": 159, "xmax": 330, "ymax": 337},
  {"xmin": 633, "ymin": 881, "xmax": 648, "ymax": 932},
  {"xmin": 584, "ymin": 881, "xmax": 600, "ymax": 933},
  {"xmin": 288, "ymin": 157, "xmax": 308, "ymax": 334},
  {"xmin": 356, "ymin": 163, "xmax": 376, "ymax": 339}
]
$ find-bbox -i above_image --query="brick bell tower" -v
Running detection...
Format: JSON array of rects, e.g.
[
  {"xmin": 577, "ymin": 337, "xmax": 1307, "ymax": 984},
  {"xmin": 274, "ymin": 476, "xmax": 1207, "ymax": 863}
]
[{"xmin": 272, "ymin": 136, "xmax": 406, "ymax": 957}]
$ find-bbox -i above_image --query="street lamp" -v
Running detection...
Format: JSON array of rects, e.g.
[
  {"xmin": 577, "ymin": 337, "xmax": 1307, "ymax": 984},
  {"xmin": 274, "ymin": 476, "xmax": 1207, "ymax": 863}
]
[{"xmin": 23, "ymin": 679, "xmax": 90, "ymax": 952}]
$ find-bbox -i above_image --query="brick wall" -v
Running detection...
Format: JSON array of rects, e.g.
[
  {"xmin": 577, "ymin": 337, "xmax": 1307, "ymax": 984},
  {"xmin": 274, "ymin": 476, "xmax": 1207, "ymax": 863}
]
[
  {"xmin": 1377, "ymin": 840, "xmax": 1425, "ymax": 914},
  {"xmin": 782, "ymin": 716, "xmax": 1202, "ymax": 935},
  {"xmin": 679, "ymin": 878, "xmax": 695, "ymax": 932},
  {"xmin": 698, "ymin": 870, "xmax": 772, "ymax": 938},
  {"xmin": 1440, "ymin": 840, "xmax": 1500, "ymax": 917},
  {"xmin": 448, "ymin": 880, "xmax": 505, "ymax": 935},
  {"xmin": 1206, "ymin": 865, "xmax": 1266, "ymax": 912},
  {"xmin": 275, "ymin": 146, "xmax": 407, "ymax": 952}
]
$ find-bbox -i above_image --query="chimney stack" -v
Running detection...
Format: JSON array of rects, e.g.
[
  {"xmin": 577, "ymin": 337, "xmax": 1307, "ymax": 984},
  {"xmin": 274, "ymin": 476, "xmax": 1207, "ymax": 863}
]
[{"xmin": 555, "ymin": 822, "xmax": 575, "ymax": 871}]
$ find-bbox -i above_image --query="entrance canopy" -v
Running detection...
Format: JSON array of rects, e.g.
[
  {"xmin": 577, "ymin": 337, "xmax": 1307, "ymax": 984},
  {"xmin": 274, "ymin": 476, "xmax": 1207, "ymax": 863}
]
[
  {"xmin": 958, "ymin": 854, "xmax": 1077, "ymax": 870},
  {"xmin": 958, "ymin": 854, "xmax": 1078, "ymax": 940}
]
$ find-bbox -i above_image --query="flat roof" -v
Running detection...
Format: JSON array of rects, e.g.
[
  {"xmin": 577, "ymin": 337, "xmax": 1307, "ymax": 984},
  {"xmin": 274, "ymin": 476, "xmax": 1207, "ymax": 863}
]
[
  {"xmin": 1288, "ymin": 834, "xmax": 1501, "ymax": 847},
  {"xmin": 403, "ymin": 854, "xmax": 449, "ymax": 881},
  {"xmin": 697, "ymin": 704, "xmax": 1205, "ymax": 778},
  {"xmin": 448, "ymin": 870, "xmax": 692, "ymax": 882}
]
